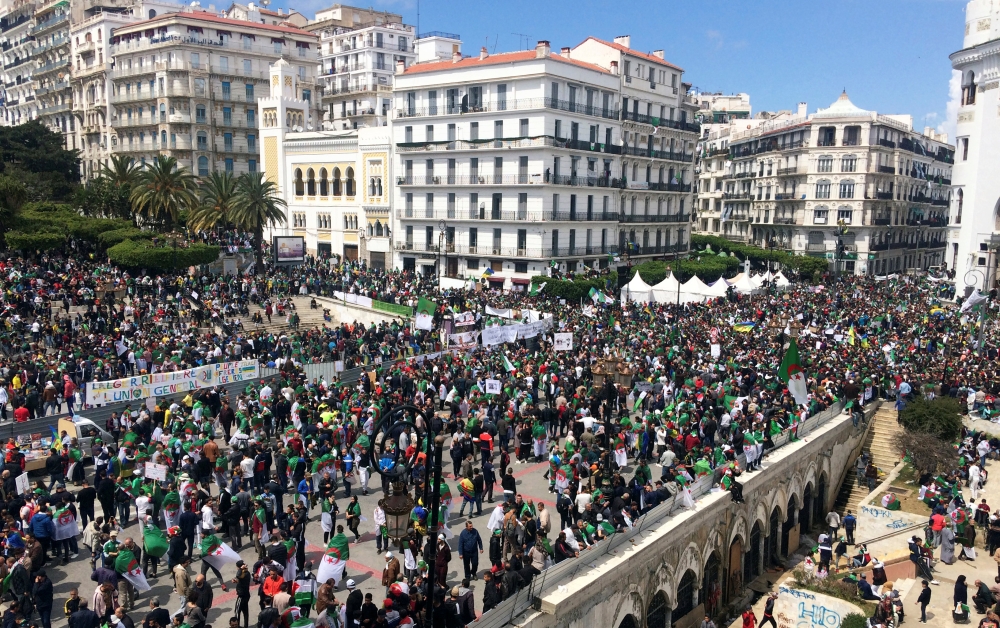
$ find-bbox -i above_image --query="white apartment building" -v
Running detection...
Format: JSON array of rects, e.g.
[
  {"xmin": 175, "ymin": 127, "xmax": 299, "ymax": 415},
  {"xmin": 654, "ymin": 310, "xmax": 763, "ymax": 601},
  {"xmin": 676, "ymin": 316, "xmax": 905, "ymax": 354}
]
[
  {"xmin": 573, "ymin": 36, "xmax": 699, "ymax": 263},
  {"xmin": 108, "ymin": 9, "xmax": 318, "ymax": 176},
  {"xmin": 694, "ymin": 94, "xmax": 754, "ymax": 235},
  {"xmin": 72, "ymin": 1, "xmax": 184, "ymax": 180},
  {"xmin": 32, "ymin": 0, "xmax": 73, "ymax": 146},
  {"xmin": 225, "ymin": 4, "xmax": 307, "ymax": 29},
  {"xmin": 0, "ymin": 1, "xmax": 37, "ymax": 127},
  {"xmin": 390, "ymin": 40, "xmax": 626, "ymax": 288},
  {"xmin": 721, "ymin": 92, "xmax": 953, "ymax": 276},
  {"xmin": 259, "ymin": 59, "xmax": 393, "ymax": 268},
  {"xmin": 948, "ymin": 0, "xmax": 1000, "ymax": 289},
  {"xmin": 307, "ymin": 4, "xmax": 418, "ymax": 130}
]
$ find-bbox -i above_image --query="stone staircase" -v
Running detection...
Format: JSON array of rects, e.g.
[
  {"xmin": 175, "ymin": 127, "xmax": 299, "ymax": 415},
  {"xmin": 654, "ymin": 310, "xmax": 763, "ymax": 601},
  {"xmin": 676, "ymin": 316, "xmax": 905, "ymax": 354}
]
[
  {"xmin": 835, "ymin": 405, "xmax": 905, "ymax": 514},
  {"xmin": 245, "ymin": 296, "xmax": 334, "ymax": 334}
]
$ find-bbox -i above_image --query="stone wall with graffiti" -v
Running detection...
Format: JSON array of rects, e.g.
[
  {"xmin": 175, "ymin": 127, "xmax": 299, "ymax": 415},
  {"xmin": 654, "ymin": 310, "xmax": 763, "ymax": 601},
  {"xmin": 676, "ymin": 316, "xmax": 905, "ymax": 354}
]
[
  {"xmin": 773, "ymin": 585, "xmax": 864, "ymax": 628},
  {"xmin": 854, "ymin": 504, "xmax": 926, "ymax": 549}
]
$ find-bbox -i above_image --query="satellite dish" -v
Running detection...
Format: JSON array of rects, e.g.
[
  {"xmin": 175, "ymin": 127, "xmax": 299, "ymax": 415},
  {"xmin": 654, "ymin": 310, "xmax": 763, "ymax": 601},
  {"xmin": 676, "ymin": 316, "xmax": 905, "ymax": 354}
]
[{"xmin": 306, "ymin": 123, "xmax": 313, "ymax": 130}]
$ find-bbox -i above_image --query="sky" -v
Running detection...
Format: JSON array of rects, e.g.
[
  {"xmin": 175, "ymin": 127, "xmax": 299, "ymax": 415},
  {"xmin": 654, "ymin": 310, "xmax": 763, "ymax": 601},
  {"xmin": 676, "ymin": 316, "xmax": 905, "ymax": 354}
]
[{"xmin": 274, "ymin": 0, "xmax": 970, "ymax": 142}]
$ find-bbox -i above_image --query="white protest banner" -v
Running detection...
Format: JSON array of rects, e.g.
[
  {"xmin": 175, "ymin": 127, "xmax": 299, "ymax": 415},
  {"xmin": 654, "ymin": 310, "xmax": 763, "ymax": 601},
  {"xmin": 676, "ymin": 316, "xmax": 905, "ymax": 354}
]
[
  {"xmin": 553, "ymin": 333, "xmax": 573, "ymax": 351},
  {"xmin": 481, "ymin": 325, "xmax": 519, "ymax": 347},
  {"xmin": 447, "ymin": 331, "xmax": 479, "ymax": 350},
  {"xmin": 710, "ymin": 343, "xmax": 721, "ymax": 359},
  {"xmin": 334, "ymin": 361, "xmax": 345, "ymax": 373},
  {"xmin": 453, "ymin": 312, "xmax": 476, "ymax": 327},
  {"xmin": 86, "ymin": 360, "xmax": 260, "ymax": 405},
  {"xmin": 15, "ymin": 473, "xmax": 29, "ymax": 495},
  {"xmin": 145, "ymin": 463, "xmax": 168, "ymax": 481},
  {"xmin": 485, "ymin": 306, "xmax": 514, "ymax": 319},
  {"xmin": 484, "ymin": 379, "xmax": 502, "ymax": 395}
]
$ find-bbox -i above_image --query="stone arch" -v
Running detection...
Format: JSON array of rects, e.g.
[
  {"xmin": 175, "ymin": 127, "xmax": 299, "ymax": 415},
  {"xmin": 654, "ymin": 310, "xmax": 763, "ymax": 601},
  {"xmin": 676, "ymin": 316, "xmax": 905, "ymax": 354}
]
[
  {"xmin": 702, "ymin": 526, "xmax": 724, "ymax": 568},
  {"xmin": 787, "ymin": 471, "xmax": 804, "ymax": 508},
  {"xmin": 610, "ymin": 587, "xmax": 644, "ymax": 628},
  {"xmin": 674, "ymin": 542, "xmax": 703, "ymax": 592},
  {"xmin": 767, "ymin": 484, "xmax": 788, "ymax": 528},
  {"xmin": 728, "ymin": 512, "xmax": 749, "ymax": 551},
  {"xmin": 646, "ymin": 590, "xmax": 671, "ymax": 628},
  {"xmin": 803, "ymin": 461, "xmax": 819, "ymax": 493},
  {"xmin": 755, "ymin": 500, "xmax": 771, "ymax": 536}
]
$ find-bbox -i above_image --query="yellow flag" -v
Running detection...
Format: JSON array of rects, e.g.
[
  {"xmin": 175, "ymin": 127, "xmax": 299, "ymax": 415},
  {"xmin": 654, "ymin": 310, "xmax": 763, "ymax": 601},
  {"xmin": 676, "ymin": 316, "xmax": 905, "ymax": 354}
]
[{"xmin": 848, "ymin": 325, "xmax": 856, "ymax": 346}]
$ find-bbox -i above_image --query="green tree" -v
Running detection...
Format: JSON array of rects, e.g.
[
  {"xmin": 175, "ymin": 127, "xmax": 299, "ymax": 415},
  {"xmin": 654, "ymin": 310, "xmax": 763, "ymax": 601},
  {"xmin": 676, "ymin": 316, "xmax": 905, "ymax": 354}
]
[
  {"xmin": 0, "ymin": 121, "xmax": 79, "ymax": 200},
  {"xmin": 75, "ymin": 176, "xmax": 134, "ymax": 221},
  {"xmin": 189, "ymin": 171, "xmax": 238, "ymax": 233},
  {"xmin": 101, "ymin": 154, "xmax": 142, "ymax": 188},
  {"xmin": 130, "ymin": 155, "xmax": 197, "ymax": 229},
  {"xmin": 899, "ymin": 396, "xmax": 964, "ymax": 441},
  {"xmin": 229, "ymin": 172, "xmax": 287, "ymax": 275},
  {"xmin": 0, "ymin": 174, "xmax": 27, "ymax": 237}
]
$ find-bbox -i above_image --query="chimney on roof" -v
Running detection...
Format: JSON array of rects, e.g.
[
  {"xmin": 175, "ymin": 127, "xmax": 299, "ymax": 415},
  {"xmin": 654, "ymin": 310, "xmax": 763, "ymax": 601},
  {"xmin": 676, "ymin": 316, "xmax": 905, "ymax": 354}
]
[
  {"xmin": 452, "ymin": 50, "xmax": 462, "ymax": 63},
  {"xmin": 613, "ymin": 35, "xmax": 630, "ymax": 48},
  {"xmin": 610, "ymin": 60, "xmax": 618, "ymax": 75},
  {"xmin": 480, "ymin": 46, "xmax": 488, "ymax": 60},
  {"xmin": 395, "ymin": 58, "xmax": 405, "ymax": 75},
  {"xmin": 535, "ymin": 40, "xmax": 549, "ymax": 58},
  {"xmin": 560, "ymin": 46, "xmax": 570, "ymax": 57},
  {"xmin": 797, "ymin": 102, "xmax": 807, "ymax": 117},
  {"xmin": 652, "ymin": 50, "xmax": 663, "ymax": 59}
]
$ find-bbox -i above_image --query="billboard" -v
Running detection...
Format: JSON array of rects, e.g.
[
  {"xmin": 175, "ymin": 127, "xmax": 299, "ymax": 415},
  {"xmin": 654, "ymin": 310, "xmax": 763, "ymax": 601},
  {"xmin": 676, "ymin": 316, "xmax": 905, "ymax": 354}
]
[{"xmin": 273, "ymin": 236, "xmax": 305, "ymax": 264}]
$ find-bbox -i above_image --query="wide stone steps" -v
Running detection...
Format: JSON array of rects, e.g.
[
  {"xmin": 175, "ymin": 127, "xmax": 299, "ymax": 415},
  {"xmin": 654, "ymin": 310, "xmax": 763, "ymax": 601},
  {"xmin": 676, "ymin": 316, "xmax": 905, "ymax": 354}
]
[
  {"xmin": 246, "ymin": 296, "xmax": 332, "ymax": 333},
  {"xmin": 835, "ymin": 405, "xmax": 906, "ymax": 515}
]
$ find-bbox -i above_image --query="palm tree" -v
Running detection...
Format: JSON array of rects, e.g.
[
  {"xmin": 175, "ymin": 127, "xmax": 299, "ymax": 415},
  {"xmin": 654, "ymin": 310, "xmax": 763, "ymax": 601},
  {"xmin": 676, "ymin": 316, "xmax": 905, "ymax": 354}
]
[
  {"xmin": 230, "ymin": 172, "xmax": 287, "ymax": 275},
  {"xmin": 101, "ymin": 154, "xmax": 141, "ymax": 188},
  {"xmin": 129, "ymin": 155, "xmax": 197, "ymax": 230},
  {"xmin": 189, "ymin": 171, "xmax": 238, "ymax": 233}
]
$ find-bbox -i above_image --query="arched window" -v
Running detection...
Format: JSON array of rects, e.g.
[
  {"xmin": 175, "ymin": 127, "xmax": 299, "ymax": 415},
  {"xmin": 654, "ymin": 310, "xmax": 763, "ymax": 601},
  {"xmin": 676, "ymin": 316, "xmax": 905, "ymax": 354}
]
[
  {"xmin": 647, "ymin": 591, "xmax": 669, "ymax": 628},
  {"xmin": 306, "ymin": 168, "xmax": 316, "ymax": 196},
  {"xmin": 963, "ymin": 71, "xmax": 977, "ymax": 106},
  {"xmin": 148, "ymin": 9, "xmax": 156, "ymax": 18},
  {"xmin": 345, "ymin": 167, "xmax": 355, "ymax": 196},
  {"xmin": 702, "ymin": 552, "xmax": 721, "ymax": 617},
  {"xmin": 377, "ymin": 178, "xmax": 383, "ymax": 196},
  {"xmin": 197, "ymin": 156, "xmax": 209, "ymax": 176},
  {"xmin": 675, "ymin": 571, "xmax": 697, "ymax": 621},
  {"xmin": 332, "ymin": 167, "xmax": 342, "ymax": 195},
  {"xmin": 375, "ymin": 221, "xmax": 383, "ymax": 237},
  {"xmin": 294, "ymin": 168, "xmax": 304, "ymax": 196},
  {"xmin": 318, "ymin": 168, "xmax": 328, "ymax": 196},
  {"xmin": 369, "ymin": 177, "xmax": 376, "ymax": 196}
]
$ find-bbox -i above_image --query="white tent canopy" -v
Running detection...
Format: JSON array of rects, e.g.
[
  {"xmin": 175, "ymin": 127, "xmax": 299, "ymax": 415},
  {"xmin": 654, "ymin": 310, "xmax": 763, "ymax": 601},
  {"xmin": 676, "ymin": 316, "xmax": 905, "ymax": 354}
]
[
  {"xmin": 681, "ymin": 276, "xmax": 711, "ymax": 297},
  {"xmin": 773, "ymin": 271, "xmax": 791, "ymax": 287},
  {"xmin": 704, "ymin": 278, "xmax": 731, "ymax": 298},
  {"xmin": 728, "ymin": 273, "xmax": 756, "ymax": 294},
  {"xmin": 650, "ymin": 272, "xmax": 681, "ymax": 303},
  {"xmin": 620, "ymin": 273, "xmax": 654, "ymax": 303}
]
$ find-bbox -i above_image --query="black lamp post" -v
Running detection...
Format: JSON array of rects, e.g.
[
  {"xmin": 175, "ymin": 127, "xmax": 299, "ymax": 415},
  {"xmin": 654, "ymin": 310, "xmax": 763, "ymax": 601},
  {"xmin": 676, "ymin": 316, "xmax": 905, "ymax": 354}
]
[{"xmin": 366, "ymin": 403, "xmax": 445, "ymax": 626}]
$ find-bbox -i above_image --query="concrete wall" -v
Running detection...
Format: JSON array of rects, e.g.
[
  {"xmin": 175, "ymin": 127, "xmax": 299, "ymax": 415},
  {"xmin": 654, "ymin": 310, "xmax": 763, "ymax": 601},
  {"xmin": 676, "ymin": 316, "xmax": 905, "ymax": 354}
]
[
  {"xmin": 515, "ymin": 411, "xmax": 868, "ymax": 628},
  {"xmin": 312, "ymin": 294, "xmax": 409, "ymax": 328}
]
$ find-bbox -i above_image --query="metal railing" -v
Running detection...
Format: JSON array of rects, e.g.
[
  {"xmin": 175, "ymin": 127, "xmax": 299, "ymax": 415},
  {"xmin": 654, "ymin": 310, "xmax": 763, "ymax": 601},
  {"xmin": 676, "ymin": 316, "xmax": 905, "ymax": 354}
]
[
  {"xmin": 477, "ymin": 401, "xmax": 848, "ymax": 627},
  {"xmin": 397, "ymin": 96, "xmax": 620, "ymax": 122},
  {"xmin": 620, "ymin": 145, "xmax": 694, "ymax": 162},
  {"xmin": 619, "ymin": 213, "xmax": 690, "ymax": 223},
  {"xmin": 397, "ymin": 135, "xmax": 623, "ymax": 155}
]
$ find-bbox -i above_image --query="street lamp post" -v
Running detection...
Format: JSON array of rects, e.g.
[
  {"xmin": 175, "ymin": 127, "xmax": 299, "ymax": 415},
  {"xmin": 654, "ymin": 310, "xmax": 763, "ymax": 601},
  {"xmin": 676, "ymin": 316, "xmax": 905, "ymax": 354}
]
[
  {"xmin": 438, "ymin": 219, "xmax": 447, "ymax": 291},
  {"xmin": 366, "ymin": 404, "xmax": 445, "ymax": 626}
]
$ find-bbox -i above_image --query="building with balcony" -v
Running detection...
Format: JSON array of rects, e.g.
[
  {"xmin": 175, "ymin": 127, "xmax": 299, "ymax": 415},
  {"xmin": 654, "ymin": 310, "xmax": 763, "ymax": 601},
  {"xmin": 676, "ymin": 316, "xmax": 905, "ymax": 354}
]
[
  {"xmin": 720, "ymin": 91, "xmax": 953, "ymax": 276},
  {"xmin": 258, "ymin": 58, "xmax": 393, "ymax": 268},
  {"xmin": 948, "ymin": 0, "xmax": 1000, "ymax": 288},
  {"xmin": 306, "ymin": 4, "xmax": 418, "ymax": 130},
  {"xmin": 572, "ymin": 36, "xmax": 699, "ymax": 263},
  {"xmin": 694, "ymin": 92, "xmax": 751, "ymax": 126},
  {"xmin": 225, "ymin": 3, "xmax": 308, "ymax": 29},
  {"xmin": 31, "ymin": 0, "xmax": 75, "ymax": 146},
  {"xmin": 390, "ymin": 39, "xmax": 629, "ymax": 288},
  {"xmin": 0, "ymin": 1, "xmax": 38, "ymax": 127},
  {"xmin": 71, "ymin": 0, "xmax": 183, "ymax": 180},
  {"xmin": 108, "ymin": 8, "xmax": 318, "ymax": 176}
]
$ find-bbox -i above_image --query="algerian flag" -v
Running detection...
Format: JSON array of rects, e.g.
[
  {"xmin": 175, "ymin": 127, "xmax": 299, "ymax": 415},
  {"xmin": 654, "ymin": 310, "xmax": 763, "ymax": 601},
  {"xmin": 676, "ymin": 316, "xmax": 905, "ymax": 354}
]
[
  {"xmin": 961, "ymin": 288, "xmax": 988, "ymax": 314},
  {"xmin": 588, "ymin": 287, "xmax": 603, "ymax": 303},
  {"xmin": 114, "ymin": 549, "xmax": 151, "ymax": 592},
  {"xmin": 290, "ymin": 619, "xmax": 314, "ymax": 628},
  {"xmin": 632, "ymin": 390, "xmax": 647, "ymax": 412},
  {"xmin": 778, "ymin": 338, "xmax": 809, "ymax": 406},
  {"xmin": 415, "ymin": 296, "xmax": 436, "ymax": 331},
  {"xmin": 144, "ymin": 523, "xmax": 169, "ymax": 558},
  {"xmin": 529, "ymin": 282, "xmax": 547, "ymax": 297},
  {"xmin": 53, "ymin": 506, "xmax": 78, "ymax": 541},
  {"xmin": 599, "ymin": 520, "xmax": 615, "ymax": 535},
  {"xmin": 503, "ymin": 354, "xmax": 516, "ymax": 372},
  {"xmin": 252, "ymin": 508, "xmax": 270, "ymax": 544},
  {"xmin": 292, "ymin": 575, "xmax": 317, "ymax": 607},
  {"xmin": 316, "ymin": 533, "xmax": 350, "ymax": 586},
  {"xmin": 201, "ymin": 534, "xmax": 241, "ymax": 570}
]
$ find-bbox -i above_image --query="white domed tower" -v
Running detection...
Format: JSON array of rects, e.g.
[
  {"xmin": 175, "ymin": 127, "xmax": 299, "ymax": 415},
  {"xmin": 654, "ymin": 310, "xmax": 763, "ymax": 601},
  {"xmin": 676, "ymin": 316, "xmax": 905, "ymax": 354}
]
[{"xmin": 948, "ymin": 0, "xmax": 1000, "ymax": 290}]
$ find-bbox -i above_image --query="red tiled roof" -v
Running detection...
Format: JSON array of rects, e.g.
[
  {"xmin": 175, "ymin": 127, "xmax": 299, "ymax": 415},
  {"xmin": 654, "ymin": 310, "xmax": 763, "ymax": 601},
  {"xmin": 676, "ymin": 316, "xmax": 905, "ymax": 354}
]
[
  {"xmin": 113, "ymin": 10, "xmax": 317, "ymax": 38},
  {"xmin": 404, "ymin": 49, "xmax": 610, "ymax": 75},
  {"xmin": 577, "ymin": 36, "xmax": 683, "ymax": 72}
]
